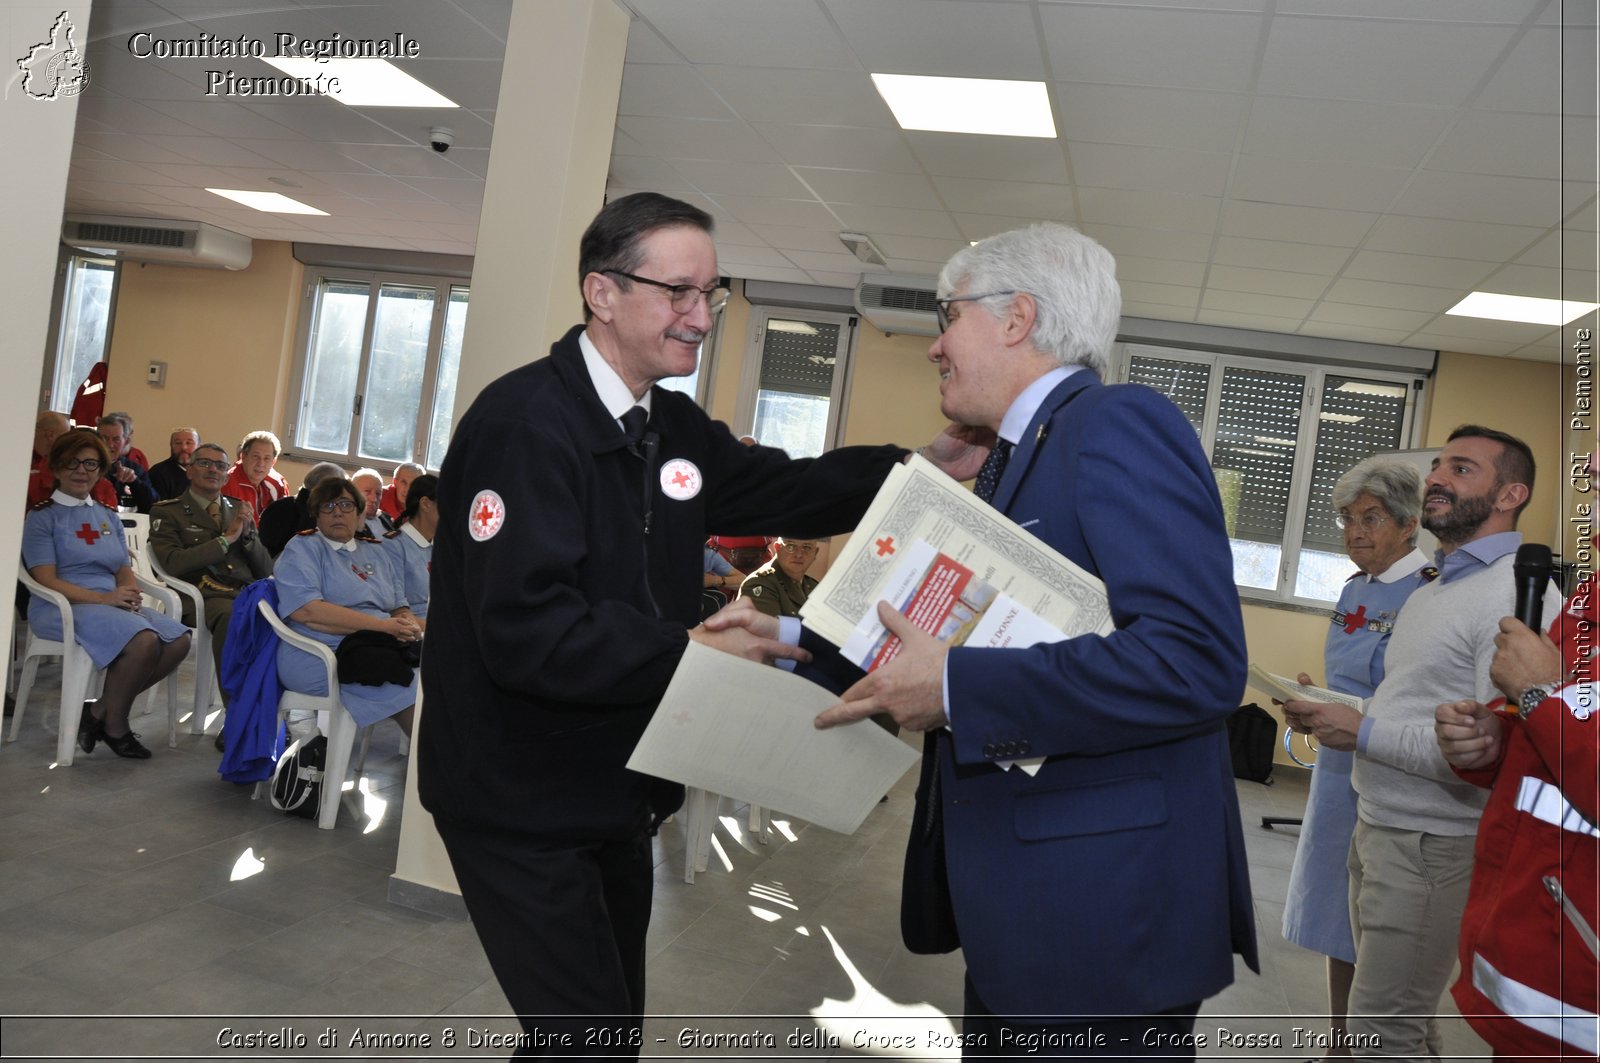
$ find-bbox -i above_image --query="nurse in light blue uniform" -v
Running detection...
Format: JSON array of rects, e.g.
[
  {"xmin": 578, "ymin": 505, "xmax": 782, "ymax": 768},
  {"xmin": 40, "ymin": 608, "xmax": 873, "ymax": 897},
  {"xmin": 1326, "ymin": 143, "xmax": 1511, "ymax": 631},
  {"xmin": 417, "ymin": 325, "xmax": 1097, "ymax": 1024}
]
[
  {"xmin": 382, "ymin": 474, "xmax": 437, "ymax": 621},
  {"xmin": 274, "ymin": 477, "xmax": 421, "ymax": 735},
  {"xmin": 1282, "ymin": 456, "xmax": 1434, "ymax": 1058},
  {"xmin": 22, "ymin": 430, "xmax": 190, "ymax": 759}
]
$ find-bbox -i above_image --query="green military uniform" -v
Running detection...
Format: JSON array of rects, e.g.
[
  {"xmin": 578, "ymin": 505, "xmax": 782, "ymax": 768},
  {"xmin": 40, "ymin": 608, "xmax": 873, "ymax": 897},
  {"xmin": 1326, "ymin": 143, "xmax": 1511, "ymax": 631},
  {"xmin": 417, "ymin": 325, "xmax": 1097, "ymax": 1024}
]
[
  {"xmin": 148, "ymin": 490, "xmax": 274, "ymax": 677},
  {"xmin": 738, "ymin": 559, "xmax": 817, "ymax": 618}
]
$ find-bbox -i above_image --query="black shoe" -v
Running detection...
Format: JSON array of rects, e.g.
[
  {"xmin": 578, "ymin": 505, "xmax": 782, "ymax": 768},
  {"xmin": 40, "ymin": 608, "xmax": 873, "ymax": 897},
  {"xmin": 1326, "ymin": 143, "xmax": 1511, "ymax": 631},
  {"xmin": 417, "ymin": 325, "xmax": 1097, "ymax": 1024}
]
[
  {"xmin": 102, "ymin": 730, "xmax": 152, "ymax": 760},
  {"xmin": 214, "ymin": 731, "xmax": 226, "ymax": 753},
  {"xmin": 77, "ymin": 702, "xmax": 99, "ymax": 755}
]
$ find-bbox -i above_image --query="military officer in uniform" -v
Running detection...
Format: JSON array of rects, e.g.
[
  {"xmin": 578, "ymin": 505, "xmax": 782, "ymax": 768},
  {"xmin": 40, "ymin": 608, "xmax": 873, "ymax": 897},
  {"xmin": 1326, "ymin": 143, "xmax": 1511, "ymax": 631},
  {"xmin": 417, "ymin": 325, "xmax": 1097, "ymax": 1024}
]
[
  {"xmin": 149, "ymin": 442, "xmax": 274, "ymax": 747},
  {"xmin": 738, "ymin": 537, "xmax": 824, "ymax": 618}
]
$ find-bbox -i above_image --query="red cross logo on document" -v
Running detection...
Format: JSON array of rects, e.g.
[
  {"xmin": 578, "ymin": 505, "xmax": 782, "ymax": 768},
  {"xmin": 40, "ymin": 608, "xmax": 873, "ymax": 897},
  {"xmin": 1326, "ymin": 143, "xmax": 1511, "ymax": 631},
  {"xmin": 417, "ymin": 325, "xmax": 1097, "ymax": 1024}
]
[
  {"xmin": 74, "ymin": 522, "xmax": 101, "ymax": 546},
  {"xmin": 659, "ymin": 459, "xmax": 702, "ymax": 501},
  {"xmin": 468, "ymin": 489, "xmax": 506, "ymax": 542},
  {"xmin": 875, "ymin": 536, "xmax": 896, "ymax": 556}
]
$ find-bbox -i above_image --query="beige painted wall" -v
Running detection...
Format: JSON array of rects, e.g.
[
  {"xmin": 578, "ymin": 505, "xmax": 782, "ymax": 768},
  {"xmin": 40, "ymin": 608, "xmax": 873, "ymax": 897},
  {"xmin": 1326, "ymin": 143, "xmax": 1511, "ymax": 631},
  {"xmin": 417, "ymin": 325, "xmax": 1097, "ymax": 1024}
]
[{"xmin": 100, "ymin": 241, "xmax": 304, "ymax": 475}]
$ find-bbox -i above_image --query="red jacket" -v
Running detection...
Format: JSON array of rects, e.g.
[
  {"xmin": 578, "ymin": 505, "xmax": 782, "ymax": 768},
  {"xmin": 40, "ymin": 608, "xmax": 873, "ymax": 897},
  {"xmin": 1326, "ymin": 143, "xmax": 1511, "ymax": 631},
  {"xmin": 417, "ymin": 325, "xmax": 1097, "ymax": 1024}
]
[
  {"xmin": 220, "ymin": 464, "xmax": 288, "ymax": 516},
  {"xmin": 1452, "ymin": 579, "xmax": 1599, "ymax": 1059}
]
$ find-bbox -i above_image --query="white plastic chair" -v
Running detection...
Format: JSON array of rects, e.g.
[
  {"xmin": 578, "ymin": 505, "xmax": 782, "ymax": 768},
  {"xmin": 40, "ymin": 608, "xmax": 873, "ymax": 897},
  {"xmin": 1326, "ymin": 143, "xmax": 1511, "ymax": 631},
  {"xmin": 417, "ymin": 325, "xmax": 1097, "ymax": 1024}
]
[
  {"xmin": 9, "ymin": 562, "xmax": 181, "ymax": 764},
  {"xmin": 252, "ymin": 597, "xmax": 366, "ymax": 830},
  {"xmin": 682, "ymin": 787, "xmax": 770, "ymax": 883},
  {"xmin": 144, "ymin": 548, "xmax": 222, "ymax": 735}
]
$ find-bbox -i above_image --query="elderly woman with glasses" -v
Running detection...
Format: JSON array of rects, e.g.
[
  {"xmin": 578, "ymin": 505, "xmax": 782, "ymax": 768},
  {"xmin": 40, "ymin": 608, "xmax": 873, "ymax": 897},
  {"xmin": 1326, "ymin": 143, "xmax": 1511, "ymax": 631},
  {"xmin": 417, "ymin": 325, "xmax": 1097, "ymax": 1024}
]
[
  {"xmin": 274, "ymin": 477, "xmax": 421, "ymax": 737},
  {"xmin": 21, "ymin": 429, "xmax": 192, "ymax": 759},
  {"xmin": 1280, "ymin": 455, "xmax": 1434, "ymax": 1058}
]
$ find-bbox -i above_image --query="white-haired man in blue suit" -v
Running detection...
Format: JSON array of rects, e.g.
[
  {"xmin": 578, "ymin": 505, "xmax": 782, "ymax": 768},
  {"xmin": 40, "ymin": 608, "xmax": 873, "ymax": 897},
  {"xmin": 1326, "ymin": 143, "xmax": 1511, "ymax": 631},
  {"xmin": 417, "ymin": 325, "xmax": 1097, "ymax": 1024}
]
[{"xmin": 817, "ymin": 222, "xmax": 1259, "ymax": 1057}]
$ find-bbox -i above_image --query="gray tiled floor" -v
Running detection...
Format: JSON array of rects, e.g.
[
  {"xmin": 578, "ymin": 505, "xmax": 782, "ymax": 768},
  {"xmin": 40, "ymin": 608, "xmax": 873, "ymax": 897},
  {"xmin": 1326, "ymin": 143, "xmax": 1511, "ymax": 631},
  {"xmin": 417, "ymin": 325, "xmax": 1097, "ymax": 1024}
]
[{"xmin": 0, "ymin": 655, "xmax": 1489, "ymax": 1060}]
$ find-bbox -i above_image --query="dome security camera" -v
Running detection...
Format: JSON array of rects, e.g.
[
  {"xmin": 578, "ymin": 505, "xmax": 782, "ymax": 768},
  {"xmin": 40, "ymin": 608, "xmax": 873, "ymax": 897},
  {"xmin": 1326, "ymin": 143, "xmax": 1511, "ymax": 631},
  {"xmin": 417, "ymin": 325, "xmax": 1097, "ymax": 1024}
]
[{"xmin": 429, "ymin": 126, "xmax": 455, "ymax": 153}]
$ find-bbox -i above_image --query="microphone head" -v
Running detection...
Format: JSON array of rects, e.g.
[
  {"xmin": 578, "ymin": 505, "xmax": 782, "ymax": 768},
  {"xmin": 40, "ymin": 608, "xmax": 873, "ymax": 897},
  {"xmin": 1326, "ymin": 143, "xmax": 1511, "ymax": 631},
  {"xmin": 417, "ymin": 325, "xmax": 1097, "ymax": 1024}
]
[{"xmin": 1514, "ymin": 542, "xmax": 1553, "ymax": 577}]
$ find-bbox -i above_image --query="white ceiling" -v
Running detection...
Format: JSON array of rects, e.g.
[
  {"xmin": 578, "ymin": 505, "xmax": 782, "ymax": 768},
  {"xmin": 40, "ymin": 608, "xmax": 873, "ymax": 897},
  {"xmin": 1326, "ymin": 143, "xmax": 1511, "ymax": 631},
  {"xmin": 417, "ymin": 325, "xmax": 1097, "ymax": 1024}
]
[{"xmin": 63, "ymin": 0, "xmax": 1598, "ymax": 360}]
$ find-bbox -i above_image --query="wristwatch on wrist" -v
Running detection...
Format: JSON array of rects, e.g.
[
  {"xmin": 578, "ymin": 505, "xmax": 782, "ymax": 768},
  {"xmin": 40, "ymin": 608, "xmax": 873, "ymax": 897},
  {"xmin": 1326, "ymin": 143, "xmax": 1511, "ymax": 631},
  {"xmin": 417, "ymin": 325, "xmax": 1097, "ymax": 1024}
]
[{"xmin": 1518, "ymin": 682, "xmax": 1557, "ymax": 719}]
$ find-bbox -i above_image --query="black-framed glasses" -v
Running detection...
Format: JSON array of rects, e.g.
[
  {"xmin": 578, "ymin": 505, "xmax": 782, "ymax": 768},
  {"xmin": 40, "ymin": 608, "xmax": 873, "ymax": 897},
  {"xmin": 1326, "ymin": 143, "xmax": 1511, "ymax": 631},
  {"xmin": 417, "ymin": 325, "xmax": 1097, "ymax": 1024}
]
[
  {"xmin": 318, "ymin": 500, "xmax": 359, "ymax": 514},
  {"xmin": 1335, "ymin": 511, "xmax": 1393, "ymax": 531},
  {"xmin": 603, "ymin": 270, "xmax": 731, "ymax": 316},
  {"xmin": 935, "ymin": 290, "xmax": 1020, "ymax": 333},
  {"xmin": 61, "ymin": 458, "xmax": 104, "ymax": 472},
  {"xmin": 190, "ymin": 458, "xmax": 229, "ymax": 472}
]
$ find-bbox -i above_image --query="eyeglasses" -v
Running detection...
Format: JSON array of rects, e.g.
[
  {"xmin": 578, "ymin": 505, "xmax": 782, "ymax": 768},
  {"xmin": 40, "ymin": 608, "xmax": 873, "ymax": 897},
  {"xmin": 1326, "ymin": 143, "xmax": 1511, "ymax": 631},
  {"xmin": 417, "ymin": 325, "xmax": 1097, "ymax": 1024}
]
[
  {"xmin": 777, "ymin": 542, "xmax": 820, "ymax": 555},
  {"xmin": 1336, "ymin": 512, "xmax": 1392, "ymax": 531},
  {"xmin": 190, "ymin": 458, "xmax": 229, "ymax": 472},
  {"xmin": 603, "ymin": 270, "xmax": 731, "ymax": 316},
  {"xmin": 318, "ymin": 500, "xmax": 359, "ymax": 514},
  {"xmin": 60, "ymin": 458, "xmax": 104, "ymax": 472},
  {"xmin": 935, "ymin": 290, "xmax": 1020, "ymax": 333}
]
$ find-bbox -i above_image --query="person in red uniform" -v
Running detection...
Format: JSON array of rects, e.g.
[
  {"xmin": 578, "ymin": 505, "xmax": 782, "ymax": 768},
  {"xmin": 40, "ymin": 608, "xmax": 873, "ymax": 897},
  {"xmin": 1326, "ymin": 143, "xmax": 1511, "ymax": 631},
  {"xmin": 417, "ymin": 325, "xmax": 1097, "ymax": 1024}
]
[
  {"xmin": 220, "ymin": 430, "xmax": 289, "ymax": 515},
  {"xmin": 1435, "ymin": 449, "xmax": 1598, "ymax": 1060}
]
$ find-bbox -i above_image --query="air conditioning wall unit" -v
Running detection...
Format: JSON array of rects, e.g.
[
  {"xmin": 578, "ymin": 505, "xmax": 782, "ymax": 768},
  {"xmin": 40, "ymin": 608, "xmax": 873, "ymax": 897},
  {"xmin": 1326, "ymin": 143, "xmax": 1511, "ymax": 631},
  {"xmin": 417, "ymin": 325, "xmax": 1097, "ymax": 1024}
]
[
  {"xmin": 854, "ymin": 272, "xmax": 939, "ymax": 337},
  {"xmin": 62, "ymin": 214, "xmax": 253, "ymax": 270}
]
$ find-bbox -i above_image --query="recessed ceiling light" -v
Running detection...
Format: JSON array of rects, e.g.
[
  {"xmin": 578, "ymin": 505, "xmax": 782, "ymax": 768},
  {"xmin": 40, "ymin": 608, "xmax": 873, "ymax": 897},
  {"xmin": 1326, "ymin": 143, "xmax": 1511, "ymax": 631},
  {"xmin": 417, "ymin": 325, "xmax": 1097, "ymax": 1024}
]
[
  {"xmin": 870, "ymin": 73, "xmax": 1055, "ymax": 138},
  {"xmin": 207, "ymin": 188, "xmax": 328, "ymax": 215},
  {"xmin": 1446, "ymin": 291, "xmax": 1598, "ymax": 326},
  {"xmin": 260, "ymin": 57, "xmax": 458, "ymax": 108}
]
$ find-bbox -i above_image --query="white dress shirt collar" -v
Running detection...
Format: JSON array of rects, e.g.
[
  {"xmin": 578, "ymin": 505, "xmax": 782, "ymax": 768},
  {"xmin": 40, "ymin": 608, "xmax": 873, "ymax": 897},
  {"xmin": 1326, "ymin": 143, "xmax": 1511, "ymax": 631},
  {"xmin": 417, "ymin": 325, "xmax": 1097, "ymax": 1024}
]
[
  {"xmin": 580, "ymin": 329, "xmax": 653, "ymax": 423},
  {"xmin": 996, "ymin": 365, "xmax": 1084, "ymax": 447}
]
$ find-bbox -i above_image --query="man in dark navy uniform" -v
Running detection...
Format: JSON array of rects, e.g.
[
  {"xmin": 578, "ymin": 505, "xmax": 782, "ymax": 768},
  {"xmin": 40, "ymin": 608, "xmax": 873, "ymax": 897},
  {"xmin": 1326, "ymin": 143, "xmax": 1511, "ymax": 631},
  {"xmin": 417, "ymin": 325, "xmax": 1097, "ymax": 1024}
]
[{"xmin": 421, "ymin": 192, "xmax": 983, "ymax": 1057}]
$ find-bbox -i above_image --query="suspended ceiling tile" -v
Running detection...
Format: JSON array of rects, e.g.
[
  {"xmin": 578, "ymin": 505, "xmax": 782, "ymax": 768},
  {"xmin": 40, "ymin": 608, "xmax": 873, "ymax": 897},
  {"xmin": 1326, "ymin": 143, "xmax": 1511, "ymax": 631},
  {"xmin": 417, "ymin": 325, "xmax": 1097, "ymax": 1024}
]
[
  {"xmin": 1079, "ymin": 223, "xmax": 1216, "ymax": 263},
  {"xmin": 1219, "ymin": 201, "xmax": 1377, "ymax": 246},
  {"xmin": 1054, "ymin": 83, "xmax": 1249, "ymax": 152},
  {"xmin": 1305, "ymin": 302, "xmax": 1438, "ymax": 332},
  {"xmin": 825, "ymin": 0, "xmax": 1049, "ymax": 80},
  {"xmin": 1362, "ymin": 214, "xmax": 1545, "ymax": 261},
  {"xmin": 1240, "ymin": 95, "xmax": 1452, "ymax": 170},
  {"xmin": 696, "ymin": 66, "xmax": 894, "ymax": 127},
  {"xmin": 1323, "ymin": 277, "xmax": 1464, "ymax": 313},
  {"xmin": 1229, "ymin": 156, "xmax": 1413, "ymax": 214},
  {"xmin": 614, "ymin": 115, "xmax": 784, "ymax": 164},
  {"xmin": 671, "ymin": 159, "xmax": 815, "ymax": 200},
  {"xmin": 1200, "ymin": 289, "xmax": 1314, "ymax": 320},
  {"xmin": 1076, "ymin": 187, "xmax": 1219, "ymax": 233},
  {"xmin": 831, "ymin": 204, "xmax": 964, "ymax": 240},
  {"xmin": 797, "ymin": 168, "xmax": 942, "ymax": 211},
  {"xmin": 1212, "ymin": 236, "xmax": 1355, "ymax": 275},
  {"xmin": 1206, "ymin": 265, "xmax": 1334, "ymax": 300},
  {"xmin": 618, "ymin": 63, "xmax": 736, "ymax": 121},
  {"xmin": 906, "ymin": 133, "xmax": 1068, "ymax": 183},
  {"xmin": 625, "ymin": 0, "xmax": 856, "ymax": 70},
  {"xmin": 1391, "ymin": 171, "xmax": 1580, "ymax": 229},
  {"xmin": 1341, "ymin": 250, "xmax": 1499, "ymax": 290},
  {"xmin": 754, "ymin": 124, "xmax": 921, "ymax": 174},
  {"xmin": 1040, "ymin": 6, "xmax": 1265, "ymax": 92},
  {"xmin": 1071, "ymin": 142, "xmax": 1232, "ymax": 198}
]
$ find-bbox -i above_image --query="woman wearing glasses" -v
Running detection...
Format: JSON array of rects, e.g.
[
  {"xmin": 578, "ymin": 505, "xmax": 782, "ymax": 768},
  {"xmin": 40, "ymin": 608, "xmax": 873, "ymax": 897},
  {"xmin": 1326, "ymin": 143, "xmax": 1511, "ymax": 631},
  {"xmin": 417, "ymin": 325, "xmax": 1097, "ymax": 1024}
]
[
  {"xmin": 21, "ymin": 429, "xmax": 191, "ymax": 758},
  {"xmin": 274, "ymin": 477, "xmax": 421, "ymax": 737},
  {"xmin": 1281, "ymin": 456, "xmax": 1433, "ymax": 1058}
]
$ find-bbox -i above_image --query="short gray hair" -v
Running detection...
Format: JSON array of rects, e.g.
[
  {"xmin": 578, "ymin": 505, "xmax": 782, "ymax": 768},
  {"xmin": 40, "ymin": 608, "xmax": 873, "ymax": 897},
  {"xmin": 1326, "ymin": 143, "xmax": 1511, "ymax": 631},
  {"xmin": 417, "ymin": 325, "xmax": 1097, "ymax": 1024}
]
[
  {"xmin": 936, "ymin": 222, "xmax": 1121, "ymax": 377},
  {"xmin": 1331, "ymin": 456, "xmax": 1423, "ymax": 543},
  {"xmin": 302, "ymin": 461, "xmax": 345, "ymax": 489},
  {"xmin": 351, "ymin": 466, "xmax": 383, "ymax": 488}
]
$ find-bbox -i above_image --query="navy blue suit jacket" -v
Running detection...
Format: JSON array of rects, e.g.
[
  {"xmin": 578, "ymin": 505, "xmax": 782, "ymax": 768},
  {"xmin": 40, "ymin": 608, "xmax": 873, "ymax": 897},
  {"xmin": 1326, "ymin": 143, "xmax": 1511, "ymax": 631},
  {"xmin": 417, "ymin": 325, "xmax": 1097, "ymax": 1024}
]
[{"xmin": 913, "ymin": 370, "xmax": 1259, "ymax": 1017}]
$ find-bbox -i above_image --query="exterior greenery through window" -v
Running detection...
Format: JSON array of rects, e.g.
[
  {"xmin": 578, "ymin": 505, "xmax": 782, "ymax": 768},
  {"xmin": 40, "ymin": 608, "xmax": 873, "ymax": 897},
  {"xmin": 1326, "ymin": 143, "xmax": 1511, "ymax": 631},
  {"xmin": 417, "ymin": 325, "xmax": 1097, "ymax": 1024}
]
[
  {"xmin": 290, "ymin": 269, "xmax": 467, "ymax": 470},
  {"xmin": 1118, "ymin": 344, "xmax": 1420, "ymax": 605}
]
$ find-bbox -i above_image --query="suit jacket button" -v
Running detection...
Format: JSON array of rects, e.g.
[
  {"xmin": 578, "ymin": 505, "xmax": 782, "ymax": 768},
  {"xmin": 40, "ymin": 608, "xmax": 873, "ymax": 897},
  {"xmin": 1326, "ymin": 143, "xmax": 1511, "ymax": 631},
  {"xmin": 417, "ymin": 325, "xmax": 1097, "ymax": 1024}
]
[
  {"xmin": 1003, "ymin": 741, "xmax": 1017, "ymax": 756},
  {"xmin": 982, "ymin": 743, "xmax": 996, "ymax": 759},
  {"xmin": 1017, "ymin": 741, "xmax": 1030, "ymax": 756}
]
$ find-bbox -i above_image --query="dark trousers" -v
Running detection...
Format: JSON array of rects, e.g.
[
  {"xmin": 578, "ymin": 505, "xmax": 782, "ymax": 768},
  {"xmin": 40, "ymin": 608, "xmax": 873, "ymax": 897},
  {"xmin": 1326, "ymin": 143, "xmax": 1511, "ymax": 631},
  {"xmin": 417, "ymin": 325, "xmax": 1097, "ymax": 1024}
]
[
  {"xmin": 434, "ymin": 815, "xmax": 654, "ymax": 1059},
  {"xmin": 962, "ymin": 975, "xmax": 1201, "ymax": 1059}
]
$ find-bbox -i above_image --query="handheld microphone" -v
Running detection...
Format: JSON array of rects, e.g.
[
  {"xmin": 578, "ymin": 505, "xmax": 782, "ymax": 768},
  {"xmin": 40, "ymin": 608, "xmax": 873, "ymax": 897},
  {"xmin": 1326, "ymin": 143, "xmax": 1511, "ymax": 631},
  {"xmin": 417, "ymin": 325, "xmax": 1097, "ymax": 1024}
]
[{"xmin": 1513, "ymin": 543, "xmax": 1554, "ymax": 632}]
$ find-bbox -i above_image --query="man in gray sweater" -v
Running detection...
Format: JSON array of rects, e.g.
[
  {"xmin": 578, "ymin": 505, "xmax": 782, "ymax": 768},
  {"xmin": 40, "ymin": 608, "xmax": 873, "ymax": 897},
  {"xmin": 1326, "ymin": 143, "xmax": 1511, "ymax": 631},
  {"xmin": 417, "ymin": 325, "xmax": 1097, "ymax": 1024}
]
[{"xmin": 1284, "ymin": 424, "xmax": 1563, "ymax": 1061}]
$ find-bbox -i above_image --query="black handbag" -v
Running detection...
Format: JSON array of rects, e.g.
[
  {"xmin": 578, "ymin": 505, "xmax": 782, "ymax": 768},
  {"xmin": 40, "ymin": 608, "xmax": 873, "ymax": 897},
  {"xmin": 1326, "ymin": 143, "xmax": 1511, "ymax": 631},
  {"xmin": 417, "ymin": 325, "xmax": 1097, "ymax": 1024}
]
[{"xmin": 335, "ymin": 629, "xmax": 420, "ymax": 686}]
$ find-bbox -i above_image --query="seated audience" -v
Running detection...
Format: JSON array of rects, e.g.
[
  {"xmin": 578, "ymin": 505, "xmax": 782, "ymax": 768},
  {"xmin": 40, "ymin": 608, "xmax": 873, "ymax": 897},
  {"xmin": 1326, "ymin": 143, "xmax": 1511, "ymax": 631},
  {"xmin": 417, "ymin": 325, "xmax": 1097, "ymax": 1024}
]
[
  {"xmin": 274, "ymin": 477, "xmax": 420, "ymax": 738},
  {"xmin": 22, "ymin": 430, "xmax": 191, "ymax": 759},
  {"xmin": 148, "ymin": 442, "xmax": 275, "ymax": 750},
  {"xmin": 379, "ymin": 462, "xmax": 424, "ymax": 521},
  {"xmin": 385, "ymin": 473, "xmax": 437, "ymax": 621},
  {"xmin": 259, "ymin": 460, "xmax": 343, "ymax": 557},
  {"xmin": 146, "ymin": 427, "xmax": 199, "ymax": 500},
  {"xmin": 105, "ymin": 411, "xmax": 151, "ymax": 471},
  {"xmin": 703, "ymin": 545, "xmax": 746, "ymax": 595},
  {"xmin": 96, "ymin": 414, "xmax": 155, "ymax": 513},
  {"xmin": 351, "ymin": 467, "xmax": 393, "ymax": 538},
  {"xmin": 739, "ymin": 537, "xmax": 823, "ymax": 617},
  {"xmin": 25, "ymin": 409, "xmax": 94, "ymax": 510},
  {"xmin": 222, "ymin": 430, "xmax": 289, "ymax": 514}
]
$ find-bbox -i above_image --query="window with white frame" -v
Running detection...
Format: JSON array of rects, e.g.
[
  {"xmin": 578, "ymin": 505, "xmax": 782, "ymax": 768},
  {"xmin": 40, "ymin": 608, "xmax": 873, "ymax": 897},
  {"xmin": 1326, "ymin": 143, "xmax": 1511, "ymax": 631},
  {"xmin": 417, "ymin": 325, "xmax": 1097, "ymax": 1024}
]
[
  {"xmin": 738, "ymin": 308, "xmax": 855, "ymax": 457},
  {"xmin": 288, "ymin": 268, "xmax": 467, "ymax": 470},
  {"xmin": 49, "ymin": 254, "xmax": 117, "ymax": 413},
  {"xmin": 1119, "ymin": 343, "xmax": 1420, "ymax": 605}
]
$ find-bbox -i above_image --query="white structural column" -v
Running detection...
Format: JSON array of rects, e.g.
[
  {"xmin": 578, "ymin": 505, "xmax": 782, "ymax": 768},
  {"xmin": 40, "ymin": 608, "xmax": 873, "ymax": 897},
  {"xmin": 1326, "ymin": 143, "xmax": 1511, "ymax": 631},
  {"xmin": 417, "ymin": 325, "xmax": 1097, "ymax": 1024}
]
[
  {"xmin": 391, "ymin": 0, "xmax": 631, "ymax": 906},
  {"xmin": 0, "ymin": 2, "xmax": 96, "ymax": 668}
]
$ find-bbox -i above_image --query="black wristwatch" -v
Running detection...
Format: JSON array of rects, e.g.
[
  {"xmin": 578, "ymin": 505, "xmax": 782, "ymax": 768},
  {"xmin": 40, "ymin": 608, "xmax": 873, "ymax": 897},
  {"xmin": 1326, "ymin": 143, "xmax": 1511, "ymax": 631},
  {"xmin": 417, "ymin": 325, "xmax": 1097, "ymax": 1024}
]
[{"xmin": 1517, "ymin": 682, "xmax": 1557, "ymax": 719}]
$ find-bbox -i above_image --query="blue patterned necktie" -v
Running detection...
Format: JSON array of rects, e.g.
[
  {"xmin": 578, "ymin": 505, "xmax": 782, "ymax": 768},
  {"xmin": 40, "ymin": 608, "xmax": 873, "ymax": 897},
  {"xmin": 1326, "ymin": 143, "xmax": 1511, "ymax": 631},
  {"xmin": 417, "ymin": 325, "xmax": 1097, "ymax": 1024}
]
[{"xmin": 973, "ymin": 440, "xmax": 1013, "ymax": 503}]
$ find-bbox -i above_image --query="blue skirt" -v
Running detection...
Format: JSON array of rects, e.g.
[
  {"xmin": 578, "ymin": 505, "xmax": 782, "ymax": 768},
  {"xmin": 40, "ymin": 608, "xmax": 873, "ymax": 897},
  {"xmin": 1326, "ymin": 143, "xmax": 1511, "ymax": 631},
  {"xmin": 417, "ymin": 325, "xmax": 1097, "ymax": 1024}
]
[
  {"xmin": 28, "ymin": 600, "xmax": 189, "ymax": 669},
  {"xmin": 276, "ymin": 641, "xmax": 416, "ymax": 728},
  {"xmin": 1281, "ymin": 746, "xmax": 1358, "ymax": 962}
]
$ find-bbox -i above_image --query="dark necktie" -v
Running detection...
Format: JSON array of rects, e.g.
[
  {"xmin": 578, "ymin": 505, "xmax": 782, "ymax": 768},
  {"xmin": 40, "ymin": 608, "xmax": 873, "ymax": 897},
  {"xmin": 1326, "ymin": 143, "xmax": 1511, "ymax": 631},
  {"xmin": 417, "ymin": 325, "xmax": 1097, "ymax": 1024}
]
[
  {"xmin": 620, "ymin": 405, "xmax": 648, "ymax": 447},
  {"xmin": 973, "ymin": 440, "xmax": 1013, "ymax": 503}
]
